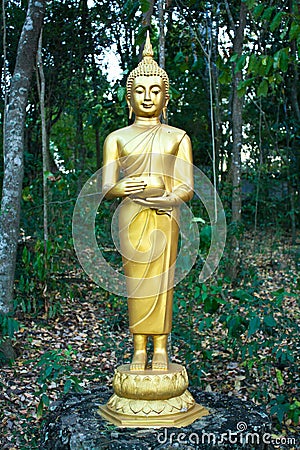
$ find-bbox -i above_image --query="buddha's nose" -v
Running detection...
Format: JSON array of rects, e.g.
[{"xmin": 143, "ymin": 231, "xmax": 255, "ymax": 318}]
[{"xmin": 144, "ymin": 90, "xmax": 151, "ymax": 101}]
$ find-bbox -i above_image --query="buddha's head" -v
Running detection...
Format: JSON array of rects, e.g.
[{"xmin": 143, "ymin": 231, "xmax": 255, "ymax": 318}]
[{"xmin": 126, "ymin": 32, "xmax": 170, "ymax": 119}]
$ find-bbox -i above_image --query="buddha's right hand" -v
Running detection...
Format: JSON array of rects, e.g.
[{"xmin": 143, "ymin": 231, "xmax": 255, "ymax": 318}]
[{"xmin": 103, "ymin": 177, "xmax": 147, "ymax": 199}]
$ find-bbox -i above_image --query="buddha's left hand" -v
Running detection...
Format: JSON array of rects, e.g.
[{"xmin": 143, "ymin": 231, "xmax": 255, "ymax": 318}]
[{"xmin": 133, "ymin": 192, "xmax": 181, "ymax": 208}]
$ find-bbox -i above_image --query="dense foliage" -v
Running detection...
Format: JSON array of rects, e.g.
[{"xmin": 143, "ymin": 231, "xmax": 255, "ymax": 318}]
[{"xmin": 0, "ymin": 0, "xmax": 299, "ymax": 447}]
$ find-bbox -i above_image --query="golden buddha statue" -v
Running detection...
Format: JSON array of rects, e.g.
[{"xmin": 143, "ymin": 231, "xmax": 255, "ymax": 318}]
[
  {"xmin": 99, "ymin": 32, "xmax": 209, "ymax": 428},
  {"xmin": 103, "ymin": 35, "xmax": 193, "ymax": 370},
  {"xmin": 102, "ymin": 32, "xmax": 193, "ymax": 372}
]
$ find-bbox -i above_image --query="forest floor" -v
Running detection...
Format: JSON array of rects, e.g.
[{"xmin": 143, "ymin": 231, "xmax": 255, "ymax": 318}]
[{"xmin": 0, "ymin": 230, "xmax": 299, "ymax": 449}]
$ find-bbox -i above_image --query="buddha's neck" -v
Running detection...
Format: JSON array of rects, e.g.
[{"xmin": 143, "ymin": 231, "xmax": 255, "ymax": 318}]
[{"xmin": 134, "ymin": 116, "xmax": 161, "ymax": 127}]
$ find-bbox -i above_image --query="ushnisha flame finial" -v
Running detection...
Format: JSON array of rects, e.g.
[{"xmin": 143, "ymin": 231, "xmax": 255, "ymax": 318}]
[
  {"xmin": 142, "ymin": 30, "xmax": 154, "ymax": 59},
  {"xmin": 126, "ymin": 31, "xmax": 169, "ymax": 98}
]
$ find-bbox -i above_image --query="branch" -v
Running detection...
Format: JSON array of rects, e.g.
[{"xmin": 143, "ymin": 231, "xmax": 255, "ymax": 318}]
[{"xmin": 223, "ymin": 0, "xmax": 235, "ymax": 32}]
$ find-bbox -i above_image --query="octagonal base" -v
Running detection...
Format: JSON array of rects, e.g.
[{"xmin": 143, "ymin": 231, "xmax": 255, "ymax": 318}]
[{"xmin": 99, "ymin": 401, "xmax": 208, "ymax": 428}]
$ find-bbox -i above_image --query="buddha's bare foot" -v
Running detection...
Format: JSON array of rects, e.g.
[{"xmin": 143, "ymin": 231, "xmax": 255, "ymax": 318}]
[
  {"xmin": 130, "ymin": 350, "xmax": 147, "ymax": 371},
  {"xmin": 152, "ymin": 350, "xmax": 168, "ymax": 370}
]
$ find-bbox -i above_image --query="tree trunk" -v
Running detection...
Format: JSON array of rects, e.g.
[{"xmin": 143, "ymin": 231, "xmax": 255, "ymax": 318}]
[
  {"xmin": 158, "ymin": 0, "xmax": 165, "ymax": 69},
  {"xmin": 288, "ymin": 0, "xmax": 300, "ymax": 122},
  {"xmin": 158, "ymin": 0, "xmax": 168, "ymax": 124},
  {"xmin": 37, "ymin": 30, "xmax": 49, "ymax": 245},
  {"xmin": 212, "ymin": 4, "xmax": 221, "ymax": 187},
  {"xmin": 228, "ymin": 2, "xmax": 247, "ymax": 279},
  {"xmin": 139, "ymin": 0, "xmax": 155, "ymax": 60},
  {"xmin": 0, "ymin": 0, "xmax": 46, "ymax": 313},
  {"xmin": 231, "ymin": 2, "xmax": 247, "ymax": 224},
  {"xmin": 2, "ymin": 0, "xmax": 8, "ymax": 153}
]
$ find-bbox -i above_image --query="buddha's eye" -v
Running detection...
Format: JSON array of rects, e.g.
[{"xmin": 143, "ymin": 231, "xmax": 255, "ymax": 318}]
[
  {"xmin": 135, "ymin": 88, "xmax": 144, "ymax": 94},
  {"xmin": 151, "ymin": 88, "xmax": 161, "ymax": 95}
]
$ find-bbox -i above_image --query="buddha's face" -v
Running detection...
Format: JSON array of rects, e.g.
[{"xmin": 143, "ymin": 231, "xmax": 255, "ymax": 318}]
[{"xmin": 127, "ymin": 76, "xmax": 169, "ymax": 118}]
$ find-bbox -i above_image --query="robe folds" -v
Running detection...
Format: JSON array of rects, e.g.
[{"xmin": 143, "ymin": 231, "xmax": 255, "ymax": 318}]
[{"xmin": 104, "ymin": 123, "xmax": 193, "ymax": 335}]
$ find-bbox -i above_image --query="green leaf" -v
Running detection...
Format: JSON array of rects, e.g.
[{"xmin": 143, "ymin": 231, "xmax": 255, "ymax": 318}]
[
  {"xmin": 270, "ymin": 12, "xmax": 283, "ymax": 32},
  {"xmin": 230, "ymin": 53, "xmax": 239, "ymax": 63},
  {"xmin": 257, "ymin": 79, "xmax": 268, "ymax": 97},
  {"xmin": 204, "ymin": 297, "xmax": 219, "ymax": 314},
  {"xmin": 275, "ymin": 369, "xmax": 284, "ymax": 387},
  {"xmin": 200, "ymin": 225, "xmax": 211, "ymax": 245},
  {"xmin": 280, "ymin": 26, "xmax": 289, "ymax": 40},
  {"xmin": 194, "ymin": 286, "xmax": 201, "ymax": 298},
  {"xmin": 139, "ymin": 0, "xmax": 150, "ymax": 13},
  {"xmin": 259, "ymin": 55, "xmax": 273, "ymax": 76},
  {"xmin": 7, "ymin": 317, "xmax": 19, "ymax": 338},
  {"xmin": 44, "ymin": 170, "xmax": 54, "ymax": 179},
  {"xmin": 200, "ymin": 284, "xmax": 208, "ymax": 301},
  {"xmin": 262, "ymin": 6, "xmax": 275, "ymax": 22},
  {"xmin": 253, "ymin": 4, "xmax": 265, "ymax": 19},
  {"xmin": 270, "ymin": 402, "xmax": 290, "ymax": 423},
  {"xmin": 248, "ymin": 54, "xmax": 259, "ymax": 74},
  {"xmin": 289, "ymin": 22, "xmax": 300, "ymax": 41},
  {"xmin": 232, "ymin": 289, "xmax": 253, "ymax": 302},
  {"xmin": 42, "ymin": 393, "xmax": 50, "ymax": 407},
  {"xmin": 218, "ymin": 70, "xmax": 231, "ymax": 85},
  {"xmin": 174, "ymin": 51, "xmax": 185, "ymax": 64},
  {"xmin": 198, "ymin": 317, "xmax": 213, "ymax": 331},
  {"xmin": 64, "ymin": 378, "xmax": 72, "ymax": 394},
  {"xmin": 235, "ymin": 54, "xmax": 247, "ymax": 73},
  {"xmin": 45, "ymin": 366, "xmax": 53, "ymax": 378},
  {"xmin": 264, "ymin": 314, "xmax": 277, "ymax": 327},
  {"xmin": 37, "ymin": 400, "xmax": 44, "ymax": 419},
  {"xmin": 237, "ymin": 78, "xmax": 254, "ymax": 97},
  {"xmin": 117, "ymin": 86, "xmax": 126, "ymax": 102},
  {"xmin": 169, "ymin": 85, "xmax": 181, "ymax": 100},
  {"xmin": 22, "ymin": 246, "xmax": 30, "ymax": 265},
  {"xmin": 227, "ymin": 315, "xmax": 243, "ymax": 337},
  {"xmin": 278, "ymin": 48, "xmax": 289, "ymax": 72},
  {"xmin": 273, "ymin": 47, "xmax": 289, "ymax": 72},
  {"xmin": 248, "ymin": 316, "xmax": 260, "ymax": 337}
]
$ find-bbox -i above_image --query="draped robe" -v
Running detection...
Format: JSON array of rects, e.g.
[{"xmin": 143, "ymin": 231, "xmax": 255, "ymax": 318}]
[{"xmin": 103, "ymin": 123, "xmax": 193, "ymax": 335}]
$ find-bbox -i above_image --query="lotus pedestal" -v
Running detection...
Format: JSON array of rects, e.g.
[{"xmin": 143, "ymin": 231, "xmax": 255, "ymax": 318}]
[{"xmin": 99, "ymin": 363, "xmax": 209, "ymax": 428}]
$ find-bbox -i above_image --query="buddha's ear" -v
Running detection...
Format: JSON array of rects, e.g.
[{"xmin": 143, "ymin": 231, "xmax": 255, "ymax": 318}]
[
  {"xmin": 162, "ymin": 94, "xmax": 170, "ymax": 121},
  {"xmin": 164, "ymin": 93, "xmax": 170, "ymax": 108},
  {"xmin": 126, "ymin": 95, "xmax": 133, "ymax": 120}
]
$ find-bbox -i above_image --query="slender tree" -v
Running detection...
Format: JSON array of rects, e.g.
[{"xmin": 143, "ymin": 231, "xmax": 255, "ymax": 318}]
[
  {"xmin": 227, "ymin": 1, "xmax": 247, "ymax": 224},
  {"xmin": 225, "ymin": 1, "xmax": 247, "ymax": 278},
  {"xmin": 37, "ymin": 30, "xmax": 49, "ymax": 245},
  {"xmin": 0, "ymin": 0, "xmax": 46, "ymax": 353}
]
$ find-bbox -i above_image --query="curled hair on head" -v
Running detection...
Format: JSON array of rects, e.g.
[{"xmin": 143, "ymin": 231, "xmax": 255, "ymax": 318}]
[{"xmin": 126, "ymin": 31, "xmax": 169, "ymax": 98}]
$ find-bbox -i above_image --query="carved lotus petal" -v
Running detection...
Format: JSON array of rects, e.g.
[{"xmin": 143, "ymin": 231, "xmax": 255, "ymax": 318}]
[
  {"xmin": 151, "ymin": 400, "xmax": 166, "ymax": 414},
  {"xmin": 182, "ymin": 391, "xmax": 194, "ymax": 406},
  {"xmin": 122, "ymin": 376, "xmax": 136, "ymax": 397},
  {"xmin": 115, "ymin": 398, "xmax": 128, "ymax": 412},
  {"xmin": 164, "ymin": 402, "xmax": 174, "ymax": 413},
  {"xmin": 130, "ymin": 400, "xmax": 147, "ymax": 414},
  {"xmin": 166, "ymin": 396, "xmax": 182, "ymax": 411},
  {"xmin": 143, "ymin": 403, "xmax": 152, "ymax": 415},
  {"xmin": 160, "ymin": 375, "xmax": 172, "ymax": 394},
  {"xmin": 107, "ymin": 394, "xmax": 117, "ymax": 408},
  {"xmin": 112, "ymin": 364, "xmax": 190, "ymax": 400}
]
